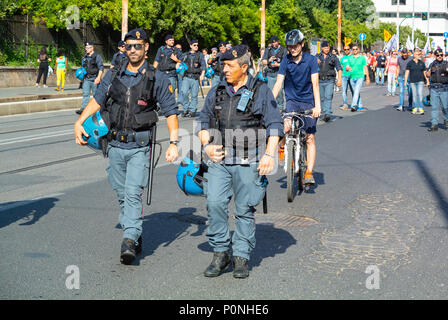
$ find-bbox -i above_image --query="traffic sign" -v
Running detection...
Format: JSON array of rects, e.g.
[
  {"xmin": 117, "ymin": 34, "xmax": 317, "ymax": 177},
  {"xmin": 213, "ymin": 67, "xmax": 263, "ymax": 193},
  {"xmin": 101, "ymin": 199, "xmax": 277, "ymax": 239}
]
[
  {"xmin": 359, "ymin": 33, "xmax": 366, "ymax": 41},
  {"xmin": 444, "ymin": 32, "xmax": 448, "ymax": 38}
]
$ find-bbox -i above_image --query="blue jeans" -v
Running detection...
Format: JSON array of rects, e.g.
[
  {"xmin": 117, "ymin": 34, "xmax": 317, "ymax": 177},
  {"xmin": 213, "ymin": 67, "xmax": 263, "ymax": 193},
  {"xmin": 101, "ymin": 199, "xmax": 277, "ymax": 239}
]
[
  {"xmin": 81, "ymin": 79, "xmax": 98, "ymax": 109},
  {"xmin": 410, "ymin": 81, "xmax": 424, "ymax": 110},
  {"xmin": 211, "ymin": 75, "xmax": 221, "ymax": 89},
  {"xmin": 376, "ymin": 68, "xmax": 385, "ymax": 85},
  {"xmin": 267, "ymin": 75, "xmax": 284, "ymax": 111},
  {"xmin": 430, "ymin": 88, "xmax": 448, "ymax": 126},
  {"xmin": 342, "ymin": 76, "xmax": 353, "ymax": 106},
  {"xmin": 106, "ymin": 146, "xmax": 150, "ymax": 242},
  {"xmin": 350, "ymin": 78, "xmax": 364, "ymax": 108},
  {"xmin": 205, "ymin": 162, "xmax": 266, "ymax": 260},
  {"xmin": 398, "ymin": 76, "xmax": 413, "ymax": 107},
  {"xmin": 319, "ymin": 80, "xmax": 335, "ymax": 115},
  {"xmin": 181, "ymin": 76, "xmax": 200, "ymax": 113}
]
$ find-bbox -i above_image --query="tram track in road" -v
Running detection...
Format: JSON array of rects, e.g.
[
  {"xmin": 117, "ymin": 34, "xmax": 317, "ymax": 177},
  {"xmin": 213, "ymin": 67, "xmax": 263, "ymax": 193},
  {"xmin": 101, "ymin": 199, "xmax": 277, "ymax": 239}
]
[{"xmin": 0, "ymin": 123, "xmax": 75, "ymax": 135}]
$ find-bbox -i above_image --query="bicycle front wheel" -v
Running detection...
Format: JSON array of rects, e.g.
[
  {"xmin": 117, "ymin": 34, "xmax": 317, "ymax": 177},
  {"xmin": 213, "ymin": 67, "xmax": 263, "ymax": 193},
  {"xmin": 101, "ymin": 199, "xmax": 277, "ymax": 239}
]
[
  {"xmin": 286, "ymin": 141, "xmax": 295, "ymax": 202},
  {"xmin": 298, "ymin": 141, "xmax": 308, "ymax": 191}
]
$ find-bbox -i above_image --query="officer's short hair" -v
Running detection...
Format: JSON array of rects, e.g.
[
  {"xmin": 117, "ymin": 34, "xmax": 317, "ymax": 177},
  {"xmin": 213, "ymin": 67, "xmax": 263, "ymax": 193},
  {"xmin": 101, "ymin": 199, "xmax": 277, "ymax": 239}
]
[{"xmin": 236, "ymin": 52, "xmax": 251, "ymax": 68}]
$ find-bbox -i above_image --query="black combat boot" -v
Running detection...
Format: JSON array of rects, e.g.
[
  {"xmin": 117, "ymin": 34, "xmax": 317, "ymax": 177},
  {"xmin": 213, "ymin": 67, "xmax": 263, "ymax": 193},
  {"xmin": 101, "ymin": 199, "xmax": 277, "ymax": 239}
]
[
  {"xmin": 204, "ymin": 251, "xmax": 231, "ymax": 277},
  {"xmin": 120, "ymin": 238, "xmax": 138, "ymax": 265},
  {"xmin": 427, "ymin": 125, "xmax": 438, "ymax": 132},
  {"xmin": 233, "ymin": 256, "xmax": 249, "ymax": 279}
]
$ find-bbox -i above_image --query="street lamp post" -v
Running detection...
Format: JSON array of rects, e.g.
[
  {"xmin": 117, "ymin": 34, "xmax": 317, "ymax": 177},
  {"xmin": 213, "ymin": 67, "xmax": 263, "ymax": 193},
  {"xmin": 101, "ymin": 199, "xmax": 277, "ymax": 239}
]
[
  {"xmin": 261, "ymin": 0, "xmax": 266, "ymax": 50},
  {"xmin": 122, "ymin": 0, "xmax": 128, "ymax": 40}
]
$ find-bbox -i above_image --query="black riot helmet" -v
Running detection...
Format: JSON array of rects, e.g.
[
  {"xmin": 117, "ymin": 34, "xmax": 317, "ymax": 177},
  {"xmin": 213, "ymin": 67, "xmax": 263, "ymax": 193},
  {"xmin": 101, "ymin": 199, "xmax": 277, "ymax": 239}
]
[{"xmin": 284, "ymin": 29, "xmax": 305, "ymax": 46}]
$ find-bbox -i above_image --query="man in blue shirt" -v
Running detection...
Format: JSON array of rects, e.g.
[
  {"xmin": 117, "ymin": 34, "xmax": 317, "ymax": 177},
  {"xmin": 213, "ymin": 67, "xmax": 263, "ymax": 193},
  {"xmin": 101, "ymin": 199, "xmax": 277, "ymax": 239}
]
[
  {"xmin": 111, "ymin": 40, "xmax": 127, "ymax": 69},
  {"xmin": 272, "ymin": 29, "xmax": 321, "ymax": 185},
  {"xmin": 74, "ymin": 28, "xmax": 179, "ymax": 265},
  {"xmin": 196, "ymin": 45, "xmax": 283, "ymax": 279}
]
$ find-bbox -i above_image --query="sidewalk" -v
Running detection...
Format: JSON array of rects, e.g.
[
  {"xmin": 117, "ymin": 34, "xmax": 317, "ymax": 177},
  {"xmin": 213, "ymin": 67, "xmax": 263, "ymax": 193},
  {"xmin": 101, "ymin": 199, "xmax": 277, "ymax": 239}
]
[{"xmin": 0, "ymin": 84, "xmax": 82, "ymax": 103}]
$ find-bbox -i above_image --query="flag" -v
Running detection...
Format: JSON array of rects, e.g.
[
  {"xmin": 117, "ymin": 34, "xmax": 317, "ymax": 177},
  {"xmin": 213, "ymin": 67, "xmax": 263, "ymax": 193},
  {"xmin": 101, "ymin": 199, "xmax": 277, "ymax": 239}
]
[
  {"xmin": 384, "ymin": 29, "xmax": 392, "ymax": 42},
  {"xmin": 406, "ymin": 35, "xmax": 414, "ymax": 51},
  {"xmin": 414, "ymin": 38, "xmax": 419, "ymax": 49},
  {"xmin": 344, "ymin": 37, "xmax": 351, "ymax": 46},
  {"xmin": 384, "ymin": 34, "xmax": 398, "ymax": 53}
]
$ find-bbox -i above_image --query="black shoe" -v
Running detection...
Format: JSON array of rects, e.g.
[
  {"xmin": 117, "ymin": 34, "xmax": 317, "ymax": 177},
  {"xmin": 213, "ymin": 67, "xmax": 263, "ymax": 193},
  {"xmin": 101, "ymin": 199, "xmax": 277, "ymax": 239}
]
[
  {"xmin": 204, "ymin": 251, "xmax": 231, "ymax": 277},
  {"xmin": 75, "ymin": 108, "xmax": 83, "ymax": 115},
  {"xmin": 233, "ymin": 256, "xmax": 249, "ymax": 279},
  {"xmin": 120, "ymin": 238, "xmax": 137, "ymax": 265},
  {"xmin": 351, "ymin": 106, "xmax": 357, "ymax": 112},
  {"xmin": 322, "ymin": 114, "xmax": 331, "ymax": 122},
  {"xmin": 136, "ymin": 236, "xmax": 142, "ymax": 254},
  {"xmin": 444, "ymin": 121, "xmax": 448, "ymax": 130},
  {"xmin": 427, "ymin": 125, "xmax": 438, "ymax": 132},
  {"xmin": 181, "ymin": 111, "xmax": 189, "ymax": 117}
]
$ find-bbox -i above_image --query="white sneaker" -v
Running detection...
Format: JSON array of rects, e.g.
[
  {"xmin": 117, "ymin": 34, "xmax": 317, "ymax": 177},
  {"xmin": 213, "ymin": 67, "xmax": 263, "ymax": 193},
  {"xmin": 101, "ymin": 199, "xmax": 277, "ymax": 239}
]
[
  {"xmin": 43, "ymin": 85, "xmax": 48, "ymax": 88},
  {"xmin": 396, "ymin": 106, "xmax": 403, "ymax": 111},
  {"xmin": 35, "ymin": 84, "xmax": 39, "ymax": 87}
]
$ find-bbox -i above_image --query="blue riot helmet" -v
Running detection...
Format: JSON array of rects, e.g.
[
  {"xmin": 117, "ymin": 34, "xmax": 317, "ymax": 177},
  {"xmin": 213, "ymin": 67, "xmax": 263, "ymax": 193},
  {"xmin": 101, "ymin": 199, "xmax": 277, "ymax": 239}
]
[
  {"xmin": 176, "ymin": 62, "xmax": 188, "ymax": 76},
  {"xmin": 176, "ymin": 156, "xmax": 208, "ymax": 196},
  {"xmin": 82, "ymin": 111, "xmax": 109, "ymax": 149},
  {"xmin": 75, "ymin": 67, "xmax": 87, "ymax": 81},
  {"xmin": 205, "ymin": 66, "xmax": 214, "ymax": 79}
]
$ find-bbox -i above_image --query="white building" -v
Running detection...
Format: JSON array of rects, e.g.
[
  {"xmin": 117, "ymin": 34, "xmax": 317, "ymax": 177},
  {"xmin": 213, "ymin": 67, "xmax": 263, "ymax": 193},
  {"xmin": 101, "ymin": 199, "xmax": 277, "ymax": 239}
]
[{"xmin": 371, "ymin": 0, "xmax": 448, "ymax": 51}]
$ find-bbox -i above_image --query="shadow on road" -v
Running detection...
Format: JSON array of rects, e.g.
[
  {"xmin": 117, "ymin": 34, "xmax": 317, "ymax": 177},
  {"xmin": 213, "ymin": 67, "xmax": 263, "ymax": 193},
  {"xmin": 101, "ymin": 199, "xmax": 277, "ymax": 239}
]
[
  {"xmin": 0, "ymin": 197, "xmax": 58, "ymax": 229},
  {"xmin": 135, "ymin": 207, "xmax": 207, "ymax": 263}
]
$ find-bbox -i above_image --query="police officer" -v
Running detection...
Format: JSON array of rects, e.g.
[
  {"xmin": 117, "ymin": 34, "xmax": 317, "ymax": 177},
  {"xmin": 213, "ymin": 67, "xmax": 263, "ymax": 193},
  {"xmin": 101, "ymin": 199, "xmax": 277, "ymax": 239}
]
[
  {"xmin": 154, "ymin": 34, "xmax": 183, "ymax": 105},
  {"xmin": 426, "ymin": 48, "xmax": 448, "ymax": 132},
  {"xmin": 74, "ymin": 28, "xmax": 179, "ymax": 265},
  {"xmin": 197, "ymin": 45, "xmax": 283, "ymax": 279},
  {"xmin": 262, "ymin": 36, "xmax": 287, "ymax": 112},
  {"xmin": 76, "ymin": 42, "xmax": 104, "ymax": 114},
  {"xmin": 208, "ymin": 41, "xmax": 228, "ymax": 89},
  {"xmin": 180, "ymin": 39, "xmax": 206, "ymax": 117},
  {"xmin": 111, "ymin": 40, "xmax": 127, "ymax": 69},
  {"xmin": 317, "ymin": 41, "xmax": 342, "ymax": 122}
]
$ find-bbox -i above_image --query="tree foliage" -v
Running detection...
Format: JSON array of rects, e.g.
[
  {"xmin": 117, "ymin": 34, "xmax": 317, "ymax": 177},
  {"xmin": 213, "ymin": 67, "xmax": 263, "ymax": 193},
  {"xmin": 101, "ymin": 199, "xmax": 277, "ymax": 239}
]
[{"xmin": 2, "ymin": 0, "xmax": 429, "ymax": 52}]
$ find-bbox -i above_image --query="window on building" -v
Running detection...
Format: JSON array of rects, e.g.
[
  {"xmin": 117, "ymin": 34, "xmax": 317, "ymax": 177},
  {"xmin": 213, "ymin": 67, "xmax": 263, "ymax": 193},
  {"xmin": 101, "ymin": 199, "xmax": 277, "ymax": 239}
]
[{"xmin": 392, "ymin": 0, "xmax": 406, "ymax": 5}]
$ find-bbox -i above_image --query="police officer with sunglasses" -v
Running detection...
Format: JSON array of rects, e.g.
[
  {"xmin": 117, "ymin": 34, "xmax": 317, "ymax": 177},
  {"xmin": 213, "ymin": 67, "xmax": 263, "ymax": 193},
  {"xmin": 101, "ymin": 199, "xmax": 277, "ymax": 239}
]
[{"xmin": 74, "ymin": 28, "xmax": 179, "ymax": 265}]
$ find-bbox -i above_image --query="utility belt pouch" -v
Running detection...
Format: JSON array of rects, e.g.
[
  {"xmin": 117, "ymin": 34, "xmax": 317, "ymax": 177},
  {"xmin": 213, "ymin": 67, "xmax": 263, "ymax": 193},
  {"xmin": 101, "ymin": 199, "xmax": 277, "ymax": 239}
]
[{"xmin": 135, "ymin": 130, "xmax": 151, "ymax": 147}]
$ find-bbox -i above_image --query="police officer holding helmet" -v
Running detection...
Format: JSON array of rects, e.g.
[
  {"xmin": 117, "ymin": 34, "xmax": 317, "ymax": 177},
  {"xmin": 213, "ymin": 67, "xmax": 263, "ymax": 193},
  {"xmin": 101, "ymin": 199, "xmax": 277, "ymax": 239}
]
[
  {"xmin": 426, "ymin": 48, "xmax": 448, "ymax": 132},
  {"xmin": 316, "ymin": 41, "xmax": 342, "ymax": 122},
  {"xmin": 74, "ymin": 28, "xmax": 179, "ymax": 265},
  {"xmin": 208, "ymin": 41, "xmax": 228, "ymax": 89},
  {"xmin": 197, "ymin": 44, "xmax": 283, "ymax": 279}
]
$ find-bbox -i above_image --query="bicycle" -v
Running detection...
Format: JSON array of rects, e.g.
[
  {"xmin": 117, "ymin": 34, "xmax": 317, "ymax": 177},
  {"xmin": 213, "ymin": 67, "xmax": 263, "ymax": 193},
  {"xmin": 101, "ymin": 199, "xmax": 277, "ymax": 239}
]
[{"xmin": 283, "ymin": 110, "xmax": 312, "ymax": 202}]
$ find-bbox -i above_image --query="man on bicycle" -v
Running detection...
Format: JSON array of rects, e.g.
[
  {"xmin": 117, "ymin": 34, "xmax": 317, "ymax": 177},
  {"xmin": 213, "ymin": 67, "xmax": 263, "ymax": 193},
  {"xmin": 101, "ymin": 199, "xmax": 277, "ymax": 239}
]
[{"xmin": 272, "ymin": 29, "xmax": 321, "ymax": 185}]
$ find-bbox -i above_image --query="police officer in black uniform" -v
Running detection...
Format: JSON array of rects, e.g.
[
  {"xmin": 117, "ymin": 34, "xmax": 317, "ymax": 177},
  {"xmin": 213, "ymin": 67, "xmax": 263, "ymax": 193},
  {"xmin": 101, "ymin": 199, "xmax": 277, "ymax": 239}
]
[
  {"xmin": 74, "ymin": 28, "xmax": 179, "ymax": 265},
  {"xmin": 197, "ymin": 45, "xmax": 283, "ymax": 279},
  {"xmin": 426, "ymin": 48, "xmax": 448, "ymax": 132},
  {"xmin": 154, "ymin": 34, "xmax": 183, "ymax": 105},
  {"xmin": 262, "ymin": 36, "xmax": 287, "ymax": 112},
  {"xmin": 111, "ymin": 40, "xmax": 127, "ymax": 69},
  {"xmin": 317, "ymin": 41, "xmax": 342, "ymax": 122},
  {"xmin": 208, "ymin": 41, "xmax": 228, "ymax": 88}
]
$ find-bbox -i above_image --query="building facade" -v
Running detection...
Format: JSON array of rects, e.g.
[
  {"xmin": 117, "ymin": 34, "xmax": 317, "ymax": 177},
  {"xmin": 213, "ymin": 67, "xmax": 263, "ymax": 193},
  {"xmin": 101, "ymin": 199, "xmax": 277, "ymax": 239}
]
[{"xmin": 372, "ymin": 0, "xmax": 448, "ymax": 50}]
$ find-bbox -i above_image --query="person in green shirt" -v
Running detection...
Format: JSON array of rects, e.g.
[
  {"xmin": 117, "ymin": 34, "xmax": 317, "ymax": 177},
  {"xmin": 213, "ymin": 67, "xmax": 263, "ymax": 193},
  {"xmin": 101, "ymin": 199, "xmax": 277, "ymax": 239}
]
[
  {"xmin": 339, "ymin": 45, "xmax": 354, "ymax": 110},
  {"xmin": 346, "ymin": 44, "xmax": 370, "ymax": 111}
]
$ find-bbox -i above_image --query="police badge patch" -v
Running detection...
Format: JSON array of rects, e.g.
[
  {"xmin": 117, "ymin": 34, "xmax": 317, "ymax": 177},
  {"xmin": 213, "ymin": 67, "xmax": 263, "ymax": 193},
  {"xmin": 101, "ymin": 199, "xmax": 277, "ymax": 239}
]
[
  {"xmin": 168, "ymin": 84, "xmax": 174, "ymax": 94},
  {"xmin": 232, "ymin": 50, "xmax": 238, "ymax": 58},
  {"xmin": 136, "ymin": 31, "xmax": 141, "ymax": 39}
]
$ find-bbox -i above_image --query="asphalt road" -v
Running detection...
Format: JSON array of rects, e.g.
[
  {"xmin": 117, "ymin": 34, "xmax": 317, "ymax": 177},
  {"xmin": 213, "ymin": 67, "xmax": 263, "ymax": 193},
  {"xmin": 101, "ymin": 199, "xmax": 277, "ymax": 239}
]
[{"xmin": 1, "ymin": 85, "xmax": 447, "ymax": 300}]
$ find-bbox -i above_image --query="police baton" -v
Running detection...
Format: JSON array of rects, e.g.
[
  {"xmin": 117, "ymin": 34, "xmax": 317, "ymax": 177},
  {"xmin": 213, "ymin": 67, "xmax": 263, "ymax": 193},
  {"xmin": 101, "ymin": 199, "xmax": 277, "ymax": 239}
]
[
  {"xmin": 198, "ymin": 78, "xmax": 204, "ymax": 99},
  {"xmin": 146, "ymin": 125, "xmax": 161, "ymax": 206},
  {"xmin": 263, "ymin": 193, "xmax": 268, "ymax": 214}
]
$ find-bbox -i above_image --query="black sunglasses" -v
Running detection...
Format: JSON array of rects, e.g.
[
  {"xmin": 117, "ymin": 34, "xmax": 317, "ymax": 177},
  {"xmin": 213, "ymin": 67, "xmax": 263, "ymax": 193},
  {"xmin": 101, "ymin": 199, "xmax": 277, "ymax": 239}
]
[
  {"xmin": 344, "ymin": 48, "xmax": 350, "ymax": 51},
  {"xmin": 435, "ymin": 54, "xmax": 443, "ymax": 57},
  {"xmin": 125, "ymin": 43, "xmax": 144, "ymax": 51}
]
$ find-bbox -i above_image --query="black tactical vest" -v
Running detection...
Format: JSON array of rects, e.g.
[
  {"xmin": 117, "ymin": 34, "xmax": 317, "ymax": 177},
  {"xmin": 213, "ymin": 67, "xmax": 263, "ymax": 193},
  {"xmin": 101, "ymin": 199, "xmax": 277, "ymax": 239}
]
[
  {"xmin": 84, "ymin": 52, "xmax": 99, "ymax": 78},
  {"xmin": 266, "ymin": 46, "xmax": 286, "ymax": 74},
  {"xmin": 102, "ymin": 67, "xmax": 158, "ymax": 133},
  {"xmin": 209, "ymin": 80, "xmax": 264, "ymax": 155},
  {"xmin": 158, "ymin": 46, "xmax": 177, "ymax": 72},
  {"xmin": 430, "ymin": 61, "xmax": 448, "ymax": 84},
  {"xmin": 184, "ymin": 52, "xmax": 202, "ymax": 79},
  {"xmin": 318, "ymin": 53, "xmax": 337, "ymax": 80}
]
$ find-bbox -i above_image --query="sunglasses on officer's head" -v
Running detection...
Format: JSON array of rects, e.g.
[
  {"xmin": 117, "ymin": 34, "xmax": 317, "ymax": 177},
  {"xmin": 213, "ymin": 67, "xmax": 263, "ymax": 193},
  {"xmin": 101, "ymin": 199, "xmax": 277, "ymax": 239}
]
[{"xmin": 125, "ymin": 43, "xmax": 144, "ymax": 51}]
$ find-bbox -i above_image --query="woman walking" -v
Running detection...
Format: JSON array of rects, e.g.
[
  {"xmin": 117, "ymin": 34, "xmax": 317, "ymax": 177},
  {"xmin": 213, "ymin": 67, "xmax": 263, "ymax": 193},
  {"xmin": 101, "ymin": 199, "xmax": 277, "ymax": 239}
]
[
  {"xmin": 386, "ymin": 51, "xmax": 399, "ymax": 96},
  {"xmin": 54, "ymin": 49, "xmax": 67, "ymax": 92},
  {"xmin": 35, "ymin": 47, "xmax": 51, "ymax": 87},
  {"xmin": 404, "ymin": 48, "xmax": 429, "ymax": 115}
]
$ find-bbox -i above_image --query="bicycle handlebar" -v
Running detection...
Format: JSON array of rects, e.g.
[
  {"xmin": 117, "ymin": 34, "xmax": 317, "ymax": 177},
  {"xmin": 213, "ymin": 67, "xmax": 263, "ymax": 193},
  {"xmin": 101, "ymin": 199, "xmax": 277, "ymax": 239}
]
[{"xmin": 283, "ymin": 109, "xmax": 313, "ymax": 118}]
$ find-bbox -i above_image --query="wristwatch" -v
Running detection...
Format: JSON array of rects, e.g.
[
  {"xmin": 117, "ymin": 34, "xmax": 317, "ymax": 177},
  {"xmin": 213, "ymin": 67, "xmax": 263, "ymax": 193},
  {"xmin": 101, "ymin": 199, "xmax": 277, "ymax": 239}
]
[{"xmin": 169, "ymin": 140, "xmax": 179, "ymax": 145}]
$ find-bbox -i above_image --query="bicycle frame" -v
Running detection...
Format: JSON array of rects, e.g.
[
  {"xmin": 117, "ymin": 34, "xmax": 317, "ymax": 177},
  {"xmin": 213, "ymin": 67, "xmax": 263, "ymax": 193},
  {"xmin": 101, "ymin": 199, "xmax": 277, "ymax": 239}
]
[{"xmin": 284, "ymin": 113, "xmax": 307, "ymax": 174}]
